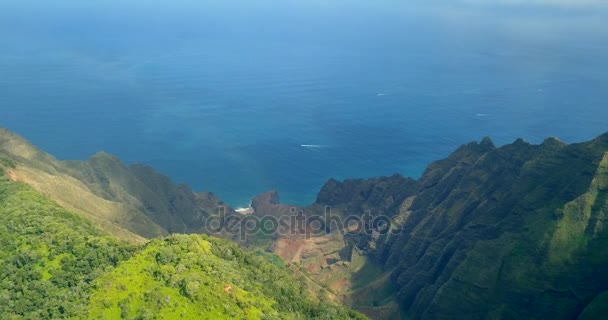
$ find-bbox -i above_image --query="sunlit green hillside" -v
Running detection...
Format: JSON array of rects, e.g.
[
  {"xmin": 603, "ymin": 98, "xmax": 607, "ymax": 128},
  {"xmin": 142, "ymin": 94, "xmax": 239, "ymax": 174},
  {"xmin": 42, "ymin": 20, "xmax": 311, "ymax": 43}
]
[{"xmin": 0, "ymin": 158, "xmax": 365, "ymax": 319}]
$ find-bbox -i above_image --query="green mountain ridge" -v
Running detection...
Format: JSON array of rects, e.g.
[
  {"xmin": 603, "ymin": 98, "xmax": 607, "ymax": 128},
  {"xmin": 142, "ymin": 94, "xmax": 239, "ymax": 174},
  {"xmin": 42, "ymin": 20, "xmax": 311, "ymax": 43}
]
[
  {"xmin": 3, "ymin": 127, "xmax": 608, "ymax": 319},
  {"xmin": 0, "ymin": 128, "xmax": 234, "ymax": 243},
  {"xmin": 0, "ymin": 156, "xmax": 365, "ymax": 319},
  {"xmin": 309, "ymin": 133, "xmax": 608, "ymax": 319}
]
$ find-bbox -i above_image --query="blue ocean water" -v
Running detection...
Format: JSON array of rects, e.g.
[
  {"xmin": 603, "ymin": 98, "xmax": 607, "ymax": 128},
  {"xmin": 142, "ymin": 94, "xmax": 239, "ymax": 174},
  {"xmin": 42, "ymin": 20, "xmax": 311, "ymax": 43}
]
[{"xmin": 1, "ymin": 1, "xmax": 608, "ymax": 206}]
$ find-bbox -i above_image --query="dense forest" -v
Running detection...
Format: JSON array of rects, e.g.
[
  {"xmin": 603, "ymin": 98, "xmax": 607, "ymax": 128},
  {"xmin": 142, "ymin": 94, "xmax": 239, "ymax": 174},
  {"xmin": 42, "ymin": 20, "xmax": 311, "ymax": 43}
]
[{"xmin": 0, "ymin": 156, "xmax": 365, "ymax": 319}]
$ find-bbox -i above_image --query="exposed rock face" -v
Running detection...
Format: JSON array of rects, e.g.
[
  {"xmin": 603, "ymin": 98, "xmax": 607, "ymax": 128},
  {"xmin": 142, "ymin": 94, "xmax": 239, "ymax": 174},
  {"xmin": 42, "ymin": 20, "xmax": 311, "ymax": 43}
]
[
  {"xmin": 313, "ymin": 134, "xmax": 608, "ymax": 319},
  {"xmin": 251, "ymin": 190, "xmax": 300, "ymax": 218},
  {"xmin": 252, "ymin": 190, "xmax": 281, "ymax": 206}
]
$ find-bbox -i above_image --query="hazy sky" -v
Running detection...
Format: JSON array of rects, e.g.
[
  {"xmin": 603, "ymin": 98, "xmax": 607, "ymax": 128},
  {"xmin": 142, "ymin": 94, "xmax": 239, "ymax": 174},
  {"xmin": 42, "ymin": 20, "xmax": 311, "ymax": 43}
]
[
  {"xmin": 2, "ymin": 0, "xmax": 606, "ymax": 36},
  {"xmin": 2, "ymin": 0, "xmax": 608, "ymax": 13}
]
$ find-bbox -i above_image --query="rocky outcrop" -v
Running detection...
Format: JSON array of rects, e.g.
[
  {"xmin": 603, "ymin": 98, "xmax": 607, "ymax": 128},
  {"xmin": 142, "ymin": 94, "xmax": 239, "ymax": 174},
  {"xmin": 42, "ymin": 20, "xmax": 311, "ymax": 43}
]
[{"xmin": 251, "ymin": 190, "xmax": 301, "ymax": 218}]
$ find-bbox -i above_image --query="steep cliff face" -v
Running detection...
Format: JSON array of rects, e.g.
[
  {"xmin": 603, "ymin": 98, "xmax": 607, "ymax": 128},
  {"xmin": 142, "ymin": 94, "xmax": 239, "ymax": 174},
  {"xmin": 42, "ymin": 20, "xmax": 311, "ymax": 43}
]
[
  {"xmin": 383, "ymin": 135, "xmax": 608, "ymax": 319},
  {"xmin": 314, "ymin": 134, "xmax": 608, "ymax": 319},
  {"xmin": 0, "ymin": 128, "xmax": 232, "ymax": 242},
  {"xmin": 63, "ymin": 153, "xmax": 229, "ymax": 234}
]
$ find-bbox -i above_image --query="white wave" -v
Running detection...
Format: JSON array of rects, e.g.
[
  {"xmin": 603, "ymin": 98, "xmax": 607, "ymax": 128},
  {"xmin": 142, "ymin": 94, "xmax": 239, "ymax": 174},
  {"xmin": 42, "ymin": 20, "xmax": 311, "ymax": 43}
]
[
  {"xmin": 301, "ymin": 144, "xmax": 324, "ymax": 148},
  {"xmin": 235, "ymin": 207, "xmax": 254, "ymax": 215},
  {"xmin": 476, "ymin": 113, "xmax": 488, "ymax": 117}
]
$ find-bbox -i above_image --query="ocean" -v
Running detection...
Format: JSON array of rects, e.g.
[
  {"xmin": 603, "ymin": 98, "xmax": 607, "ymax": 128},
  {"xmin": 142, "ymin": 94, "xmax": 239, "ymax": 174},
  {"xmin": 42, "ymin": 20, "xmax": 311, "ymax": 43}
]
[{"xmin": 1, "ymin": 1, "xmax": 608, "ymax": 206}]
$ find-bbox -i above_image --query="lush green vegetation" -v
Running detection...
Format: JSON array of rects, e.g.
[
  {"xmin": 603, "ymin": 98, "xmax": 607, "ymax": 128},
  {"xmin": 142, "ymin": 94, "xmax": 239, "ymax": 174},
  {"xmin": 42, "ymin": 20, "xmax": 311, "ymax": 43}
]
[
  {"xmin": 0, "ymin": 166, "xmax": 364, "ymax": 319},
  {"xmin": 89, "ymin": 234, "xmax": 364, "ymax": 319},
  {"xmin": 0, "ymin": 167, "xmax": 135, "ymax": 319}
]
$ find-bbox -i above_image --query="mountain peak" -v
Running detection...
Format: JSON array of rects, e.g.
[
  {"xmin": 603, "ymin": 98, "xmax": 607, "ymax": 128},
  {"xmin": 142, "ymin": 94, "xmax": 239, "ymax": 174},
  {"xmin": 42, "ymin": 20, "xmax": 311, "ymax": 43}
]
[
  {"xmin": 513, "ymin": 137, "xmax": 529, "ymax": 145},
  {"xmin": 252, "ymin": 190, "xmax": 281, "ymax": 206},
  {"xmin": 89, "ymin": 150, "xmax": 122, "ymax": 163},
  {"xmin": 0, "ymin": 128, "xmax": 39, "ymax": 156},
  {"xmin": 541, "ymin": 136, "xmax": 567, "ymax": 149},
  {"xmin": 480, "ymin": 136, "xmax": 495, "ymax": 148},
  {"xmin": 0, "ymin": 128, "xmax": 60, "ymax": 171}
]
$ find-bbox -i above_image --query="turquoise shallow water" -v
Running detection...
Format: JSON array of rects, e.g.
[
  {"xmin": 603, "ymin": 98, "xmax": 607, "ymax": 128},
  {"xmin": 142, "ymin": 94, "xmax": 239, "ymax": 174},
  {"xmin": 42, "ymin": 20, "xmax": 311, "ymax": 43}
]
[{"xmin": 1, "ymin": 1, "xmax": 608, "ymax": 206}]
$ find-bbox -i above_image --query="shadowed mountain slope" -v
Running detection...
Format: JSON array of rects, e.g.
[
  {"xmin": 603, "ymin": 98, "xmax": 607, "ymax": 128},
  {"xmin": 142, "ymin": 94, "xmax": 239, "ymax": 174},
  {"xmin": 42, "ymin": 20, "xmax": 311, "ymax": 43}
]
[
  {"xmin": 310, "ymin": 133, "xmax": 608, "ymax": 319},
  {"xmin": 0, "ymin": 128, "xmax": 232, "ymax": 243}
]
